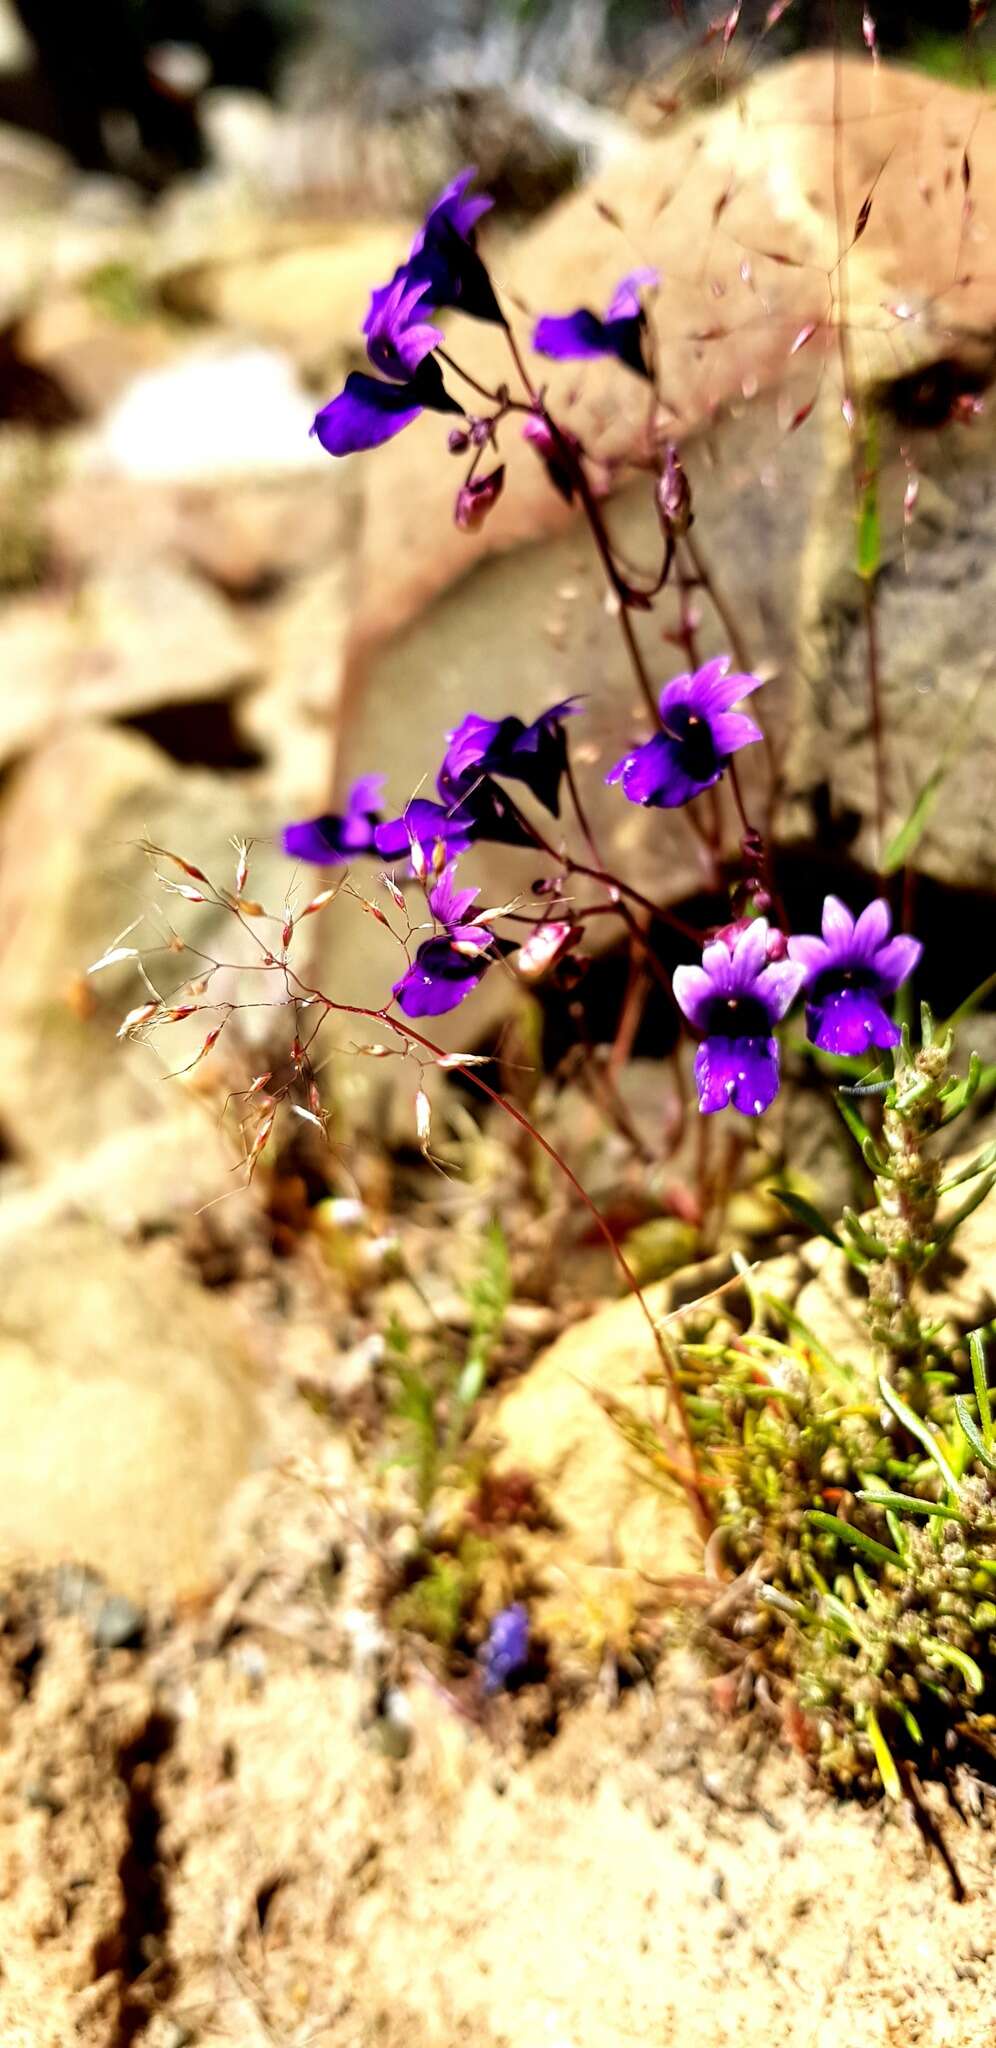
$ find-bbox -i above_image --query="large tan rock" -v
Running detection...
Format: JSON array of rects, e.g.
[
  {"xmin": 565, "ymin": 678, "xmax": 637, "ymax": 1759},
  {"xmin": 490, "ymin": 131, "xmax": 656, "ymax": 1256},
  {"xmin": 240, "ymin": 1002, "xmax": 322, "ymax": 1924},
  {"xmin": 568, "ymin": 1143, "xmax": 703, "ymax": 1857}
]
[
  {"xmin": 490, "ymin": 1280, "xmax": 702, "ymax": 1587},
  {"xmin": 0, "ymin": 563, "xmax": 257, "ymax": 767},
  {"xmin": 323, "ymin": 54, "xmax": 996, "ymax": 912},
  {"xmin": 0, "ymin": 724, "xmax": 289, "ymax": 1166},
  {"xmin": 0, "ymin": 1218, "xmax": 257, "ymax": 1597}
]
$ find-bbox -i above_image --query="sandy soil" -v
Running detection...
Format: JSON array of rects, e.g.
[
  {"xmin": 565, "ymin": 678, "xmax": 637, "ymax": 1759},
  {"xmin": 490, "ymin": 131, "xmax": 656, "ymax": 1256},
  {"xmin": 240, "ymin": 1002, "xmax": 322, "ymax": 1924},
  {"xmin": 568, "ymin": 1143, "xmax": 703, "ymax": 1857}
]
[{"xmin": 2, "ymin": 1528, "xmax": 995, "ymax": 2048}]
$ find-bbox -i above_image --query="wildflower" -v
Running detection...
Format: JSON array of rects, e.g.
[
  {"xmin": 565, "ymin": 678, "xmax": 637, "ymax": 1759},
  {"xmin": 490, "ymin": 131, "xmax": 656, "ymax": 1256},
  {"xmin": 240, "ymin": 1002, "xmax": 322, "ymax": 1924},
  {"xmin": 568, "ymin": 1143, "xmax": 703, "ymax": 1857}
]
[
  {"xmin": 480, "ymin": 1603, "xmax": 530, "ymax": 1693},
  {"xmin": 673, "ymin": 919, "xmax": 804, "ymax": 1116},
  {"xmin": 282, "ymin": 774, "xmax": 385, "ymax": 865},
  {"xmin": 311, "ymin": 356, "xmax": 462, "ymax": 458},
  {"xmin": 363, "ymin": 272, "xmax": 444, "ymax": 381},
  {"xmin": 606, "ymin": 656, "xmax": 764, "ymax": 810},
  {"xmin": 439, "ymin": 699, "xmax": 581, "ymax": 817},
  {"xmin": 454, "ymin": 464, "xmax": 505, "ymax": 532},
  {"xmin": 532, "ymin": 269, "xmax": 658, "ymax": 380},
  {"xmin": 787, "ymin": 897, "xmax": 922, "ymax": 1057},
  {"xmin": 391, "ymin": 861, "xmax": 493, "ymax": 1018},
  {"xmin": 402, "ymin": 167, "xmax": 501, "ymax": 324}
]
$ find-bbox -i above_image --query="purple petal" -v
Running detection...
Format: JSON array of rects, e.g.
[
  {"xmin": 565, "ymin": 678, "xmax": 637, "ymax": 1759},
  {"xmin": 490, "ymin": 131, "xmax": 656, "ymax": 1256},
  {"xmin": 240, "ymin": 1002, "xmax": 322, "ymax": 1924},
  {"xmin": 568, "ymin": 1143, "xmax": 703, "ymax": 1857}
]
[
  {"xmin": 428, "ymin": 862, "xmax": 480, "ymax": 929},
  {"xmin": 605, "ymin": 733, "xmax": 720, "ymax": 809},
  {"xmin": 694, "ymin": 1035, "xmax": 781, "ymax": 1116},
  {"xmin": 533, "ymin": 309, "xmax": 614, "ymax": 362},
  {"xmin": 347, "ymin": 772, "xmax": 386, "ymax": 817},
  {"xmin": 605, "ymin": 267, "xmax": 659, "ymax": 322},
  {"xmin": 375, "ymin": 798, "xmax": 476, "ymax": 862},
  {"xmin": 871, "ymin": 933, "xmax": 923, "ymax": 989},
  {"xmin": 727, "ymin": 918, "xmax": 770, "ymax": 991},
  {"xmin": 441, "ymin": 713, "xmax": 501, "ymax": 791},
  {"xmin": 365, "ymin": 270, "xmax": 444, "ymax": 379},
  {"xmin": 806, "ymin": 986, "xmax": 900, "ymax": 1057},
  {"xmin": 283, "ymin": 815, "xmax": 355, "ymax": 864},
  {"xmin": 821, "ymin": 894, "xmax": 856, "ymax": 951},
  {"xmin": 786, "ymin": 933, "xmax": 832, "ymax": 981},
  {"xmin": 709, "ymin": 710, "xmax": 764, "ymax": 755},
  {"xmin": 690, "ymin": 662, "xmax": 765, "ymax": 715},
  {"xmin": 392, "ymin": 936, "xmax": 490, "ymax": 1017},
  {"xmin": 672, "ymin": 963, "xmax": 714, "ymax": 1030},
  {"xmin": 755, "ymin": 957, "xmax": 806, "ymax": 1021},
  {"xmin": 412, "ymin": 168, "xmax": 493, "ymax": 253},
  {"xmin": 852, "ymin": 898, "xmax": 893, "ymax": 959},
  {"xmin": 311, "ymin": 374, "xmax": 425, "ymax": 456}
]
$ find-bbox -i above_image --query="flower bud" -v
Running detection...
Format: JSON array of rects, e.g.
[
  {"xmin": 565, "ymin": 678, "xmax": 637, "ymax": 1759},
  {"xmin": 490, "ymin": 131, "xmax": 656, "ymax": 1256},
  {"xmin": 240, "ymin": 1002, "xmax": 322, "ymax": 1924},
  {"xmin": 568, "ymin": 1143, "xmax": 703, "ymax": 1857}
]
[
  {"xmin": 515, "ymin": 919, "xmax": 579, "ymax": 982},
  {"xmin": 655, "ymin": 442, "xmax": 693, "ymax": 537},
  {"xmin": 454, "ymin": 464, "xmax": 505, "ymax": 534},
  {"xmin": 447, "ymin": 427, "xmax": 471, "ymax": 454}
]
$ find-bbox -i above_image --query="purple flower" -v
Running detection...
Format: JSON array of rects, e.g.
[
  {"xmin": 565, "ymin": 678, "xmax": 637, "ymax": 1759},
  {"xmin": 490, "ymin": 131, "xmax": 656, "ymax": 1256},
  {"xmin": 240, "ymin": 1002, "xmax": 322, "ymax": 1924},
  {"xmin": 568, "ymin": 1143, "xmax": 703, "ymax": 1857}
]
[
  {"xmin": 392, "ymin": 933, "xmax": 491, "ymax": 1017},
  {"xmin": 532, "ymin": 268, "xmax": 658, "ymax": 380},
  {"xmin": 391, "ymin": 859, "xmax": 493, "ymax": 1018},
  {"xmin": 282, "ymin": 774, "xmax": 385, "ymax": 865},
  {"xmin": 787, "ymin": 898, "xmax": 922, "ymax": 1057},
  {"xmin": 440, "ymin": 699, "xmax": 581, "ymax": 817},
  {"xmin": 311, "ymin": 356, "xmax": 462, "ymax": 458},
  {"xmin": 406, "ymin": 167, "xmax": 502, "ymax": 325},
  {"xmin": 364, "ymin": 272, "xmax": 443, "ymax": 381},
  {"xmin": 375, "ymin": 772, "xmax": 537, "ymax": 869},
  {"xmin": 606, "ymin": 656, "xmax": 764, "ymax": 810},
  {"xmin": 480, "ymin": 1603, "xmax": 530, "ymax": 1693},
  {"xmin": 673, "ymin": 920, "xmax": 804, "ymax": 1117}
]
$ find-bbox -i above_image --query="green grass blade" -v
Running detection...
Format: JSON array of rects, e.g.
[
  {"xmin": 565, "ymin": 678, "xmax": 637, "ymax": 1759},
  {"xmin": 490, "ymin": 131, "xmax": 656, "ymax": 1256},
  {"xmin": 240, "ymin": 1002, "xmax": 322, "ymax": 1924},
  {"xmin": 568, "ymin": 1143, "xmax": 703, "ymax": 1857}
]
[
  {"xmin": 878, "ymin": 1375, "xmax": 963, "ymax": 1498},
  {"xmin": 969, "ymin": 1329, "xmax": 993, "ymax": 1449},
  {"xmin": 806, "ymin": 1511, "xmax": 903, "ymax": 1568},
  {"xmin": 866, "ymin": 1707, "xmax": 903, "ymax": 1800}
]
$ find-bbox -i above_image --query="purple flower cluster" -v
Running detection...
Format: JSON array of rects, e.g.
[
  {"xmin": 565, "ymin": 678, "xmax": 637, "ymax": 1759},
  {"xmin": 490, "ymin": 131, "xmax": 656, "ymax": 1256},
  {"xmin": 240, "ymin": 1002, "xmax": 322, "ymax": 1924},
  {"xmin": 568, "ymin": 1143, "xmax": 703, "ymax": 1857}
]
[
  {"xmin": 311, "ymin": 170, "xmax": 499, "ymax": 459},
  {"xmin": 676, "ymin": 897, "xmax": 921, "ymax": 1116}
]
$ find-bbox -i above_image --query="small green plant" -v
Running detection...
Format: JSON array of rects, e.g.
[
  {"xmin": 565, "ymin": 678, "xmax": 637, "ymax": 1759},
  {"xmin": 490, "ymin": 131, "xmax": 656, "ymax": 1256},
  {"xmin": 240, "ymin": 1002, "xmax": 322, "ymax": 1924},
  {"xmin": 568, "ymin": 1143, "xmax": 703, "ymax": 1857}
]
[
  {"xmin": 622, "ymin": 1012, "xmax": 996, "ymax": 1804},
  {"xmin": 384, "ymin": 1222, "xmax": 514, "ymax": 1644}
]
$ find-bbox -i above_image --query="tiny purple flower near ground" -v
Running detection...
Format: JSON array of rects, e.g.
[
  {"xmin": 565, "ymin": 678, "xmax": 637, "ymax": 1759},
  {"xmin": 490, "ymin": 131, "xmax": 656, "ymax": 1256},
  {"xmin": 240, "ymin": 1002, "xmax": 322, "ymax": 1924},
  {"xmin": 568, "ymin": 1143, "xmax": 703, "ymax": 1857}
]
[
  {"xmin": 787, "ymin": 897, "xmax": 922, "ymax": 1057},
  {"xmin": 440, "ymin": 700, "xmax": 581, "ymax": 817},
  {"xmin": 673, "ymin": 919, "xmax": 804, "ymax": 1116},
  {"xmin": 480, "ymin": 1603, "xmax": 530, "ymax": 1693},
  {"xmin": 282, "ymin": 774, "xmax": 385, "ymax": 865},
  {"xmin": 532, "ymin": 268, "xmax": 658, "ymax": 380},
  {"xmin": 606, "ymin": 656, "xmax": 764, "ymax": 810}
]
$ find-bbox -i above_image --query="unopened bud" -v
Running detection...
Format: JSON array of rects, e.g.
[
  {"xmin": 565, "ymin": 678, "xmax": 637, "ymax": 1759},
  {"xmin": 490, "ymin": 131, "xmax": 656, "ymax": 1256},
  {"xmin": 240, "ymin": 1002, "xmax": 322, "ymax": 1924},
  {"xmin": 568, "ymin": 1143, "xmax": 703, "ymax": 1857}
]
[
  {"xmin": 454, "ymin": 464, "xmax": 505, "ymax": 534},
  {"xmin": 655, "ymin": 443, "xmax": 693, "ymax": 537},
  {"xmin": 415, "ymin": 1088, "xmax": 432, "ymax": 1152},
  {"xmin": 515, "ymin": 919, "xmax": 579, "ymax": 982},
  {"xmin": 447, "ymin": 427, "xmax": 471, "ymax": 454},
  {"xmin": 409, "ymin": 838, "xmax": 428, "ymax": 880}
]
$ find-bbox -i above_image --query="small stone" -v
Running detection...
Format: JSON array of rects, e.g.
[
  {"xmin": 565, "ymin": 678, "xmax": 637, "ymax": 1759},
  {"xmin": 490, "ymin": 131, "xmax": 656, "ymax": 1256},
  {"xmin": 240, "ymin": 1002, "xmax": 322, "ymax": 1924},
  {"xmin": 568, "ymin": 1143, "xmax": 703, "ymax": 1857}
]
[{"xmin": 93, "ymin": 1593, "xmax": 146, "ymax": 1651}]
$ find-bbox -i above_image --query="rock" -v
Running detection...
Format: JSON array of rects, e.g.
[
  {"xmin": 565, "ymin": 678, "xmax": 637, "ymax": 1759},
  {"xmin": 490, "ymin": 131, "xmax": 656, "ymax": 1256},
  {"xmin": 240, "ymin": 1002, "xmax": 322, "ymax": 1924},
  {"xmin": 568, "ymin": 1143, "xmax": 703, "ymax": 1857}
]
[
  {"xmin": 489, "ymin": 1280, "xmax": 702, "ymax": 1588},
  {"xmin": 179, "ymin": 224, "xmax": 418, "ymax": 380},
  {"xmin": 0, "ymin": 723, "xmax": 289, "ymax": 1166},
  {"xmin": 788, "ymin": 395, "xmax": 996, "ymax": 891},
  {"xmin": 0, "ymin": 1218, "xmax": 257, "ymax": 1598},
  {"xmin": 327, "ymin": 52, "xmax": 996, "ymax": 910},
  {"xmin": 92, "ymin": 1593, "xmax": 146, "ymax": 1651},
  {"xmin": 16, "ymin": 287, "xmax": 177, "ymax": 413},
  {"xmin": 45, "ymin": 467, "xmax": 350, "ymax": 597},
  {"xmin": 0, "ymin": 562, "xmax": 257, "ymax": 765},
  {"xmin": 96, "ymin": 341, "xmax": 325, "ymax": 480},
  {"xmin": 0, "ymin": 123, "xmax": 69, "ymax": 214}
]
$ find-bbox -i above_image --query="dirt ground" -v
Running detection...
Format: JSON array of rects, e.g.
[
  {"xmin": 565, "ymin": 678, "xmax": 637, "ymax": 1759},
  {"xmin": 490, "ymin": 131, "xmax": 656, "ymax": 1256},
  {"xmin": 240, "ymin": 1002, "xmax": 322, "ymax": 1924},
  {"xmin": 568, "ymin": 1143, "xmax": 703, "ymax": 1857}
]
[{"xmin": 2, "ymin": 1466, "xmax": 995, "ymax": 2048}]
